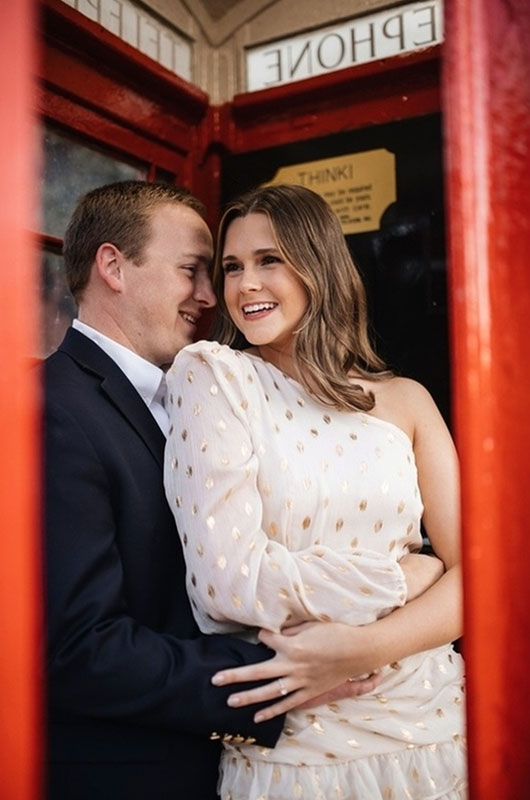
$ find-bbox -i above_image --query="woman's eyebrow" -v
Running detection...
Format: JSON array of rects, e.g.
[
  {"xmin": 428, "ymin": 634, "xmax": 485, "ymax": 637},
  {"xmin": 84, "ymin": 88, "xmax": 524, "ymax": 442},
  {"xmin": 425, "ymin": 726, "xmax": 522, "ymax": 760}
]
[{"xmin": 222, "ymin": 247, "xmax": 279, "ymax": 259}]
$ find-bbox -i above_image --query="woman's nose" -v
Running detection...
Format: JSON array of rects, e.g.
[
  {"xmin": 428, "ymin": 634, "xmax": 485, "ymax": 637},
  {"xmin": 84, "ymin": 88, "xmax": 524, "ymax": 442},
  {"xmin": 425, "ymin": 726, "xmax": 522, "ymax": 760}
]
[{"xmin": 240, "ymin": 267, "xmax": 262, "ymax": 292}]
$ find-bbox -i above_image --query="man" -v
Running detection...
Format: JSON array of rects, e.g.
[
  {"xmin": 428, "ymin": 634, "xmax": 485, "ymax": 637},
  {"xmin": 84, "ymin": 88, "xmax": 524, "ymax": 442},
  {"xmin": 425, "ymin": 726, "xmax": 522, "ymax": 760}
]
[{"xmin": 44, "ymin": 181, "xmax": 284, "ymax": 799}]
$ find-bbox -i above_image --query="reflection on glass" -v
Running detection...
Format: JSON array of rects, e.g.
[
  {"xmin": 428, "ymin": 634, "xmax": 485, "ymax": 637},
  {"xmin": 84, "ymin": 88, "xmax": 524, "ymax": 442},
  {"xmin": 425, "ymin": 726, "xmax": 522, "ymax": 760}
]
[
  {"xmin": 40, "ymin": 250, "xmax": 77, "ymax": 359},
  {"xmin": 41, "ymin": 126, "xmax": 147, "ymax": 238}
]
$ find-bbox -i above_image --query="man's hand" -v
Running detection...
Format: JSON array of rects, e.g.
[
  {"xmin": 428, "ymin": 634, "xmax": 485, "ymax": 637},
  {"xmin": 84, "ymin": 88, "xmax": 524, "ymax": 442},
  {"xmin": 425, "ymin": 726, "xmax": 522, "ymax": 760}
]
[{"xmin": 211, "ymin": 621, "xmax": 379, "ymax": 723}]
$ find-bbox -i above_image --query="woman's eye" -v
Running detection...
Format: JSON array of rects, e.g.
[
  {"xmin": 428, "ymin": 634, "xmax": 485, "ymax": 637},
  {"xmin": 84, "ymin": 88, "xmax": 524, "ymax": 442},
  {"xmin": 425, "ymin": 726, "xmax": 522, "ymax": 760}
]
[
  {"xmin": 261, "ymin": 254, "xmax": 280, "ymax": 266},
  {"xmin": 182, "ymin": 265, "xmax": 197, "ymax": 275},
  {"xmin": 222, "ymin": 262, "xmax": 240, "ymax": 274}
]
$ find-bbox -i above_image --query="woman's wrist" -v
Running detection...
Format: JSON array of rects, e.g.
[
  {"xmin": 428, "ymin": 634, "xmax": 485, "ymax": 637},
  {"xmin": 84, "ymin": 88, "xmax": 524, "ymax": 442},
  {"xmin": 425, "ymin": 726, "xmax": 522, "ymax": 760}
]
[{"xmin": 342, "ymin": 621, "xmax": 388, "ymax": 677}]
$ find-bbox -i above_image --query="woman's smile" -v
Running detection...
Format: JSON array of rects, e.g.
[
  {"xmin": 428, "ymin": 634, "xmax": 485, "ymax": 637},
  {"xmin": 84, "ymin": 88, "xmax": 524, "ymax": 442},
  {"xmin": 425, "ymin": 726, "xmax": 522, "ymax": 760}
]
[{"xmin": 241, "ymin": 301, "xmax": 278, "ymax": 319}]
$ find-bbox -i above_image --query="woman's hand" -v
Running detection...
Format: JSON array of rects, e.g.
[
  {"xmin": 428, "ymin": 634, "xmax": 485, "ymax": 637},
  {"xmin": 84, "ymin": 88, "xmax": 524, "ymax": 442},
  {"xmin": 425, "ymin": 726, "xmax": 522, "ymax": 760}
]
[
  {"xmin": 212, "ymin": 621, "xmax": 379, "ymax": 723},
  {"xmin": 400, "ymin": 552, "xmax": 444, "ymax": 601},
  {"xmin": 211, "ymin": 556, "xmax": 460, "ymax": 724},
  {"xmin": 209, "ymin": 553, "xmax": 445, "ymax": 724},
  {"xmin": 298, "ymin": 673, "xmax": 383, "ymax": 710}
]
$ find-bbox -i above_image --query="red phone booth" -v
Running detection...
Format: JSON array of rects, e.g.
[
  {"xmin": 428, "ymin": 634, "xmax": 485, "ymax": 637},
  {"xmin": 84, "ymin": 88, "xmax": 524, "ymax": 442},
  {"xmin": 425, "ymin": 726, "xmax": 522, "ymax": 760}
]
[{"xmin": 2, "ymin": 0, "xmax": 530, "ymax": 797}]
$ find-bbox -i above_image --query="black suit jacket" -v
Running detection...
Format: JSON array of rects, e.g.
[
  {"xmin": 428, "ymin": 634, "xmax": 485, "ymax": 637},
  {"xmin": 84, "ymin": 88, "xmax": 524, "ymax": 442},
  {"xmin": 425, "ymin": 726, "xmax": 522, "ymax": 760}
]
[{"xmin": 44, "ymin": 328, "xmax": 283, "ymax": 799}]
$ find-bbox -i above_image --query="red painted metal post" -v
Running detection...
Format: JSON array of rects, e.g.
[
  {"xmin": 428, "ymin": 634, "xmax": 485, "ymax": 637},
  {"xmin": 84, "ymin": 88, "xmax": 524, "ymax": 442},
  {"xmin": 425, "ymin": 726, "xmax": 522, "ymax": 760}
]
[
  {"xmin": 0, "ymin": 1, "xmax": 43, "ymax": 799},
  {"xmin": 443, "ymin": 0, "xmax": 530, "ymax": 796}
]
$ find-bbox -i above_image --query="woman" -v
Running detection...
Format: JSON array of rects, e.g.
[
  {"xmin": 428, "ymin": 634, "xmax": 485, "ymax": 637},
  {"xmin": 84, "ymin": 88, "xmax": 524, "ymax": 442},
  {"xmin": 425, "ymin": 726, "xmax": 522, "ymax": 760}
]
[{"xmin": 164, "ymin": 185, "xmax": 466, "ymax": 799}]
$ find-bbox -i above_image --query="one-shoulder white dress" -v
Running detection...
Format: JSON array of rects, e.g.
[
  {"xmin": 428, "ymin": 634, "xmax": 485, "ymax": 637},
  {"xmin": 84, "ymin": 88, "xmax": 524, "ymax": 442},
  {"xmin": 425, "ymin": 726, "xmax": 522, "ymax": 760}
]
[{"xmin": 164, "ymin": 341, "xmax": 466, "ymax": 800}]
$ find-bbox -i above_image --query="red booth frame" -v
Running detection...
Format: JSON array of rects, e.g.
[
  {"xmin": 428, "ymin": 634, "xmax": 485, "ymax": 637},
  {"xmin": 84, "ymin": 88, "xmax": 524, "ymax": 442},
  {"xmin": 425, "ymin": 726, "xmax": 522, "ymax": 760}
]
[{"xmin": 3, "ymin": 0, "xmax": 530, "ymax": 797}]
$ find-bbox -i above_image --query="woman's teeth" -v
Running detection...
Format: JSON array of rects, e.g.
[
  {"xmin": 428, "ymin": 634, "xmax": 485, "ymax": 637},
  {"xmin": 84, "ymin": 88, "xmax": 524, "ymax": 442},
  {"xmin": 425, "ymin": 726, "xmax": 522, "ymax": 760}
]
[{"xmin": 243, "ymin": 302, "xmax": 276, "ymax": 315}]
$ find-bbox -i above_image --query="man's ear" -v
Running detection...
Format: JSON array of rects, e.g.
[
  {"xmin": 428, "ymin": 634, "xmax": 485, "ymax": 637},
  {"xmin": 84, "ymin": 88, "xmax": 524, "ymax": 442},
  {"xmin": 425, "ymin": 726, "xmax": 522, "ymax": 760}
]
[{"xmin": 95, "ymin": 243, "xmax": 125, "ymax": 292}]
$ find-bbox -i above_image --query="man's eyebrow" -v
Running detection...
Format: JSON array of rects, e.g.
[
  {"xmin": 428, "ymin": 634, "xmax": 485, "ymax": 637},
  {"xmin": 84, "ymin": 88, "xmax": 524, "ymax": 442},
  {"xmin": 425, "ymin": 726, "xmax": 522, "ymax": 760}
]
[{"xmin": 181, "ymin": 253, "xmax": 212, "ymax": 265}]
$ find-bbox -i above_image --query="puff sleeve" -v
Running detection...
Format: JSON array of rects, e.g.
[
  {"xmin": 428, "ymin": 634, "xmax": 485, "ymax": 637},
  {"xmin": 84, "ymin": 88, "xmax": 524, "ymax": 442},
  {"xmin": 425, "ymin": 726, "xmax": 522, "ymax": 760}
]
[{"xmin": 164, "ymin": 342, "xmax": 407, "ymax": 634}]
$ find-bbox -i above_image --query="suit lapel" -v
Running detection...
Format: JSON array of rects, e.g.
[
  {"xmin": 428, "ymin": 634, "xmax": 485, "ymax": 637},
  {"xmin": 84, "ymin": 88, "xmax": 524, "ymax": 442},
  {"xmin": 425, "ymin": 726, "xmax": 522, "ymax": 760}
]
[{"xmin": 60, "ymin": 328, "xmax": 166, "ymax": 468}]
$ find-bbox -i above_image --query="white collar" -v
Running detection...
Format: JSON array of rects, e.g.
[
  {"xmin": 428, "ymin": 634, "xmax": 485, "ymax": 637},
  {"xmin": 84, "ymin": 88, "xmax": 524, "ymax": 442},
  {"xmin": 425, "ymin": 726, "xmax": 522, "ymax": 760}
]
[{"xmin": 72, "ymin": 319, "xmax": 165, "ymax": 406}]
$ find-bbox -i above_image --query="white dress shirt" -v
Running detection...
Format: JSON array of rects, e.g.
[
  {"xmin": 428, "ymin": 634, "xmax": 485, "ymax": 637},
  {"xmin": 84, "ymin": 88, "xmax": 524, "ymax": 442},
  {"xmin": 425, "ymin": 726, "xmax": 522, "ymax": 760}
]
[{"xmin": 72, "ymin": 319, "xmax": 169, "ymax": 436}]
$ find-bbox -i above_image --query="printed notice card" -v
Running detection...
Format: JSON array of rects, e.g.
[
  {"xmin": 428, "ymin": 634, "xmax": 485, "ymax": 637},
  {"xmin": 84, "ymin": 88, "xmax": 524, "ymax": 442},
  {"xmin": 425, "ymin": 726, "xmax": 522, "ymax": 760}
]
[{"xmin": 266, "ymin": 149, "xmax": 396, "ymax": 235}]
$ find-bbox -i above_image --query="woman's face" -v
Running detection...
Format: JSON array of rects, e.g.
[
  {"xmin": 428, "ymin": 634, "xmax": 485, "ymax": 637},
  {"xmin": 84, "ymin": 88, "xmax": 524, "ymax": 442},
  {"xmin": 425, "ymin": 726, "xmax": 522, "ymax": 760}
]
[{"xmin": 221, "ymin": 213, "xmax": 308, "ymax": 357}]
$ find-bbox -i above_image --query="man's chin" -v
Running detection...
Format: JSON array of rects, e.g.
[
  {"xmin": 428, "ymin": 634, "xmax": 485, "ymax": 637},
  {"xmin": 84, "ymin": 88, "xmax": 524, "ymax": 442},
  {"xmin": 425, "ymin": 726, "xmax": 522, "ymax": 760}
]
[{"xmin": 161, "ymin": 338, "xmax": 192, "ymax": 367}]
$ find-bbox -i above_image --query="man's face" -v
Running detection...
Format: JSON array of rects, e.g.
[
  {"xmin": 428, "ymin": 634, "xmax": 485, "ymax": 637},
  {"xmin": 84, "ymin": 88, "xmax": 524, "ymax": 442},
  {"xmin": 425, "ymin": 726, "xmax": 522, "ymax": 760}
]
[{"xmin": 120, "ymin": 202, "xmax": 215, "ymax": 367}]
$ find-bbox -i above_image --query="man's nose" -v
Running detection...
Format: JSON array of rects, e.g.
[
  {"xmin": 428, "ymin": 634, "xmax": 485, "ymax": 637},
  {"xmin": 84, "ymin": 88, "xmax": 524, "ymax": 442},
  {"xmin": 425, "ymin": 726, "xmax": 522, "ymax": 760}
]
[{"xmin": 194, "ymin": 274, "xmax": 216, "ymax": 308}]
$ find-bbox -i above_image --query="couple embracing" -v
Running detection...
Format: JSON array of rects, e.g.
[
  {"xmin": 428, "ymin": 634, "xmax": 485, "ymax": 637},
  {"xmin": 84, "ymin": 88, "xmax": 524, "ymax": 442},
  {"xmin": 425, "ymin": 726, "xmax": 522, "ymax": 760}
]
[{"xmin": 45, "ymin": 180, "xmax": 466, "ymax": 799}]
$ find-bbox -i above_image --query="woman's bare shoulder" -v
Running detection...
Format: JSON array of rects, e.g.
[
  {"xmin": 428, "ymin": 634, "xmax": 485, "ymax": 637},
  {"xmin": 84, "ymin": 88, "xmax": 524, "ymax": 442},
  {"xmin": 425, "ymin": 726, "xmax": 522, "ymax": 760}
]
[
  {"xmin": 364, "ymin": 376, "xmax": 437, "ymax": 441},
  {"xmin": 378, "ymin": 375, "xmax": 433, "ymax": 404}
]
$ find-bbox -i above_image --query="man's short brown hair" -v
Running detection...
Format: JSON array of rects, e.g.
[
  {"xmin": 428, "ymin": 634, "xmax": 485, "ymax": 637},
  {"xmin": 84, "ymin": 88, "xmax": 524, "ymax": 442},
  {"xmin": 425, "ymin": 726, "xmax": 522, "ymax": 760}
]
[{"xmin": 63, "ymin": 181, "xmax": 206, "ymax": 301}]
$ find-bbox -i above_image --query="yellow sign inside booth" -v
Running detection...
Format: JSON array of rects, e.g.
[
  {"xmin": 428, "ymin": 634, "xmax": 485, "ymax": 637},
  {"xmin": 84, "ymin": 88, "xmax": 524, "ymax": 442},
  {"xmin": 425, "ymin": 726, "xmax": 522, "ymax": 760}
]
[{"xmin": 266, "ymin": 149, "xmax": 396, "ymax": 235}]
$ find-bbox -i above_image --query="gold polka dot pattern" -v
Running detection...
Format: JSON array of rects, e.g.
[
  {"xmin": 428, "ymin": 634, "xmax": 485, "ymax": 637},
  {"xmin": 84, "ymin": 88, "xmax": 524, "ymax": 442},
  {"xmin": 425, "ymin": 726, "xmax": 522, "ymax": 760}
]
[{"xmin": 164, "ymin": 341, "xmax": 466, "ymax": 800}]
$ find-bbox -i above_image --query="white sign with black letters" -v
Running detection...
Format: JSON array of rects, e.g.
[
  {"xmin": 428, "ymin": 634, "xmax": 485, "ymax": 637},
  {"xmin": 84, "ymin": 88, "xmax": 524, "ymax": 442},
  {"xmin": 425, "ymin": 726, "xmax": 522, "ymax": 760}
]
[
  {"xmin": 246, "ymin": 0, "xmax": 443, "ymax": 92},
  {"xmin": 60, "ymin": 0, "xmax": 192, "ymax": 81}
]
